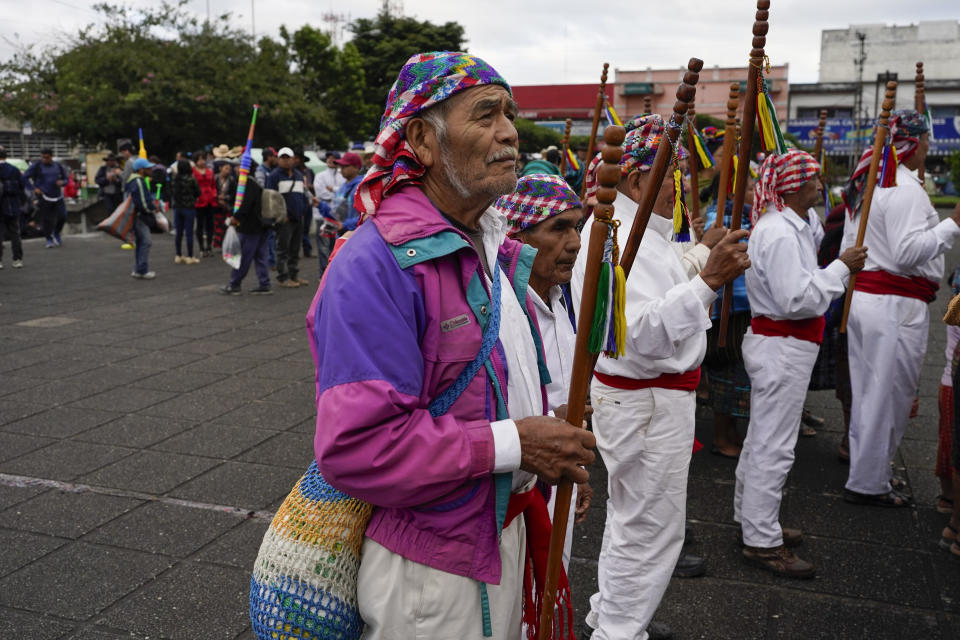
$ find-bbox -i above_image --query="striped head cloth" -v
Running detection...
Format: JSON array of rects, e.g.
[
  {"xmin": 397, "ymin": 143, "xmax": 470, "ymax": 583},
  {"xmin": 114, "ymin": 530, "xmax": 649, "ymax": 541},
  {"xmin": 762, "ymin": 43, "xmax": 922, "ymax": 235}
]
[
  {"xmin": 354, "ymin": 52, "xmax": 511, "ymax": 217},
  {"xmin": 751, "ymin": 149, "xmax": 820, "ymax": 223},
  {"xmin": 496, "ymin": 173, "xmax": 583, "ymax": 236}
]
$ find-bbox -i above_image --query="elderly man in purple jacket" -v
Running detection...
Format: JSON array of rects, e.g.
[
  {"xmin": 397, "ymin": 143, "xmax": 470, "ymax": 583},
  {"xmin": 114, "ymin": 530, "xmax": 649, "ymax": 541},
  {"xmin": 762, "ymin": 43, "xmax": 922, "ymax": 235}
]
[{"xmin": 306, "ymin": 52, "xmax": 596, "ymax": 639}]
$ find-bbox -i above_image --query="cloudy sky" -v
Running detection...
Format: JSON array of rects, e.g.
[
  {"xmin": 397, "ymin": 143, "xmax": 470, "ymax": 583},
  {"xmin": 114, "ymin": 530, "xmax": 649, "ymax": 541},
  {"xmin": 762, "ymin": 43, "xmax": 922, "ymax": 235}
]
[{"xmin": 1, "ymin": 0, "xmax": 957, "ymax": 85}]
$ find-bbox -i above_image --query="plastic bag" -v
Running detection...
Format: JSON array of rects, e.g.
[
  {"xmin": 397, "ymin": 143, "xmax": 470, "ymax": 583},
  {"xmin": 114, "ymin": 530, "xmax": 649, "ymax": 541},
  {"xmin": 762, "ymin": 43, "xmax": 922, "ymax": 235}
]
[
  {"xmin": 222, "ymin": 225, "xmax": 242, "ymax": 269},
  {"xmin": 154, "ymin": 211, "xmax": 170, "ymax": 233}
]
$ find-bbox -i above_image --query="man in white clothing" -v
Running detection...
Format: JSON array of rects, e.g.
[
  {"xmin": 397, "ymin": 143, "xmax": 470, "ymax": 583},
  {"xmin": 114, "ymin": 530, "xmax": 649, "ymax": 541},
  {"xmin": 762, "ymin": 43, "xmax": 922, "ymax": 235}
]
[
  {"xmin": 572, "ymin": 114, "xmax": 749, "ymax": 640},
  {"xmin": 735, "ymin": 150, "xmax": 866, "ymax": 578},
  {"xmin": 842, "ymin": 110, "xmax": 960, "ymax": 506},
  {"xmin": 497, "ymin": 172, "xmax": 594, "ymax": 570}
]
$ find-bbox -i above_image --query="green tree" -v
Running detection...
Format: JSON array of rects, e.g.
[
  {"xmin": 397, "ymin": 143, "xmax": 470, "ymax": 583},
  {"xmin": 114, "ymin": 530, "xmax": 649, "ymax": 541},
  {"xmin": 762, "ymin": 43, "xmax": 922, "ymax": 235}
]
[
  {"xmin": 0, "ymin": 1, "xmax": 333, "ymax": 157},
  {"xmin": 350, "ymin": 4, "xmax": 465, "ymax": 137},
  {"xmin": 948, "ymin": 150, "xmax": 960, "ymax": 194},
  {"xmin": 514, "ymin": 118, "xmax": 562, "ymax": 154}
]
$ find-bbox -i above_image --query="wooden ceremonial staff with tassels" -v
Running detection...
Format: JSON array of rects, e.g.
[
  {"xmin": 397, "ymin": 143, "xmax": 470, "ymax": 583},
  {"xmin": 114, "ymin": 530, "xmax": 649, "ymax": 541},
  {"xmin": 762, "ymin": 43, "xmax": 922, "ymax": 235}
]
[
  {"xmin": 686, "ymin": 102, "xmax": 702, "ymax": 236},
  {"xmin": 580, "ymin": 64, "xmax": 609, "ymax": 200},
  {"xmin": 537, "ymin": 59, "xmax": 703, "ymax": 640},
  {"xmin": 812, "ymin": 109, "xmax": 828, "ymax": 161},
  {"xmin": 712, "ymin": 84, "xmax": 741, "ymax": 229},
  {"xmin": 559, "ymin": 118, "xmax": 573, "ymax": 174},
  {"xmin": 839, "ymin": 81, "xmax": 898, "ymax": 333},
  {"xmin": 717, "ymin": 0, "xmax": 769, "ymax": 348},
  {"xmin": 916, "ymin": 62, "xmax": 926, "ymax": 183}
]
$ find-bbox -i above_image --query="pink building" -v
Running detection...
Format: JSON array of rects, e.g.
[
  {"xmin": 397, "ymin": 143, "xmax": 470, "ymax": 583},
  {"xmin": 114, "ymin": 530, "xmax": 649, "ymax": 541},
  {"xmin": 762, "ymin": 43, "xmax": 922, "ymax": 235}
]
[{"xmin": 613, "ymin": 64, "xmax": 789, "ymax": 122}]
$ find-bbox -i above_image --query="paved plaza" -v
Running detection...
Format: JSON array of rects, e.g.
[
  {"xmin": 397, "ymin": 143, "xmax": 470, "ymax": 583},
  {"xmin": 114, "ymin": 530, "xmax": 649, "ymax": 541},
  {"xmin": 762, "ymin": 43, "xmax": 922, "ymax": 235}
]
[{"xmin": 1, "ymin": 226, "xmax": 960, "ymax": 639}]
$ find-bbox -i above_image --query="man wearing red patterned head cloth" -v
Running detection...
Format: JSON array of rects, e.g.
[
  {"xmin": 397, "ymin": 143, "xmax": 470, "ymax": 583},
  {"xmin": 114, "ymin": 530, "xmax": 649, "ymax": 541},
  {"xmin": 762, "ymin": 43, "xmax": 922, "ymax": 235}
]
[
  {"xmin": 306, "ymin": 52, "xmax": 595, "ymax": 640},
  {"xmin": 734, "ymin": 149, "xmax": 867, "ymax": 578},
  {"xmin": 842, "ymin": 110, "xmax": 960, "ymax": 508},
  {"xmin": 572, "ymin": 114, "xmax": 749, "ymax": 640}
]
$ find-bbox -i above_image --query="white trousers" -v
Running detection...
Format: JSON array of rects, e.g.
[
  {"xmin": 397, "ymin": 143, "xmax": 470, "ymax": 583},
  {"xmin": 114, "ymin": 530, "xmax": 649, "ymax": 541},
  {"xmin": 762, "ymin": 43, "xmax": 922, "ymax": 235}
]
[
  {"xmin": 586, "ymin": 381, "xmax": 695, "ymax": 640},
  {"xmin": 846, "ymin": 291, "xmax": 929, "ymax": 495},
  {"xmin": 358, "ymin": 518, "xmax": 525, "ymax": 640},
  {"xmin": 734, "ymin": 331, "xmax": 820, "ymax": 548}
]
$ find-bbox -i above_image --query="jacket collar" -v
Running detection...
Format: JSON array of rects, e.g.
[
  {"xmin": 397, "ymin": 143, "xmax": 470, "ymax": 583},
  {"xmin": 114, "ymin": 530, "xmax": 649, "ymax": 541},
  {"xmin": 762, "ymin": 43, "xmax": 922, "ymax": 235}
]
[{"xmin": 374, "ymin": 184, "xmax": 507, "ymax": 247}]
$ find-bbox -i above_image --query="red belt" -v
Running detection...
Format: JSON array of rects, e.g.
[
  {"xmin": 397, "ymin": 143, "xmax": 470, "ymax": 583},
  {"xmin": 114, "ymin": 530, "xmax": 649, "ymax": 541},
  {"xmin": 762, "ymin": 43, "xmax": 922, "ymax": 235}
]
[
  {"xmin": 853, "ymin": 269, "xmax": 939, "ymax": 303},
  {"xmin": 594, "ymin": 368, "xmax": 701, "ymax": 391},
  {"xmin": 750, "ymin": 316, "xmax": 826, "ymax": 345}
]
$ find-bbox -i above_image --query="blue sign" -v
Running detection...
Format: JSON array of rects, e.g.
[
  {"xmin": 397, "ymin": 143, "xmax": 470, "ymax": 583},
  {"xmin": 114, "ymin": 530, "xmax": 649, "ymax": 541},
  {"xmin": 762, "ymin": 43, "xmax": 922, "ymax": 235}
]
[{"xmin": 787, "ymin": 117, "xmax": 960, "ymax": 156}]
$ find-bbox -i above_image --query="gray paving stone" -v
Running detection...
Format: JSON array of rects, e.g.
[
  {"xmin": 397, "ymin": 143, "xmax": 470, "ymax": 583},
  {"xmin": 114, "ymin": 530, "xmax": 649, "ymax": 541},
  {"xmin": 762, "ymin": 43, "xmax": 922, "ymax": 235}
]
[
  {"xmin": 656, "ymin": 579, "xmax": 772, "ymax": 640},
  {"xmin": 243, "ymin": 360, "xmax": 314, "ymax": 381},
  {"xmin": 151, "ymin": 422, "xmax": 275, "ymax": 459},
  {"xmin": 219, "ymin": 341, "xmax": 302, "ymax": 360},
  {"xmin": 0, "ymin": 484, "xmax": 47, "ymax": 510},
  {"xmin": 214, "ymin": 328, "xmax": 277, "ymax": 344},
  {"xmin": 0, "ymin": 431, "xmax": 57, "ymax": 462},
  {"xmin": 0, "ymin": 375, "xmax": 49, "ymax": 398},
  {"xmin": 1, "ymin": 406, "xmax": 123, "ymax": 439},
  {"xmin": 211, "ymin": 400, "xmax": 314, "ymax": 431},
  {"xmin": 114, "ymin": 350, "xmax": 206, "ymax": 371},
  {"xmin": 83, "ymin": 501, "xmax": 244, "ymax": 557},
  {"xmin": 69, "ymin": 388, "xmax": 179, "ymax": 414},
  {"xmin": 0, "ymin": 490, "xmax": 141, "ymax": 538},
  {"xmin": 236, "ymin": 432, "xmax": 315, "ymax": 469},
  {"xmin": 0, "ymin": 527, "xmax": 69, "ymax": 578},
  {"xmin": 0, "ymin": 607, "xmax": 74, "ymax": 639},
  {"xmin": 76, "ymin": 451, "xmax": 220, "ymax": 495},
  {"xmin": 0, "ymin": 542, "xmax": 172, "ymax": 621},
  {"xmin": 193, "ymin": 519, "xmax": 269, "ymax": 569},
  {"xmin": 258, "ymin": 382, "xmax": 314, "ymax": 407},
  {"xmin": 206, "ymin": 374, "xmax": 293, "ymax": 400},
  {"xmin": 141, "ymin": 390, "xmax": 249, "ymax": 422},
  {"xmin": 287, "ymin": 417, "xmax": 316, "ymax": 433},
  {"xmin": 165, "ymin": 339, "xmax": 243, "ymax": 356},
  {"xmin": 170, "ymin": 462, "xmax": 302, "ymax": 511},
  {"xmin": 182, "ymin": 355, "xmax": 262, "ymax": 375},
  {"xmin": 11, "ymin": 358, "xmax": 106, "ymax": 380},
  {"xmin": 0, "ymin": 400, "xmax": 46, "ymax": 426},
  {"xmin": 0, "ymin": 440, "xmax": 133, "ymax": 481},
  {"xmin": 127, "ymin": 369, "xmax": 226, "ymax": 393},
  {"xmin": 164, "ymin": 324, "xmax": 232, "ymax": 339},
  {"xmin": 0, "ymin": 345, "xmax": 57, "ymax": 373},
  {"xmin": 131, "ymin": 333, "xmax": 191, "ymax": 350},
  {"xmin": 73, "ymin": 415, "xmax": 196, "ymax": 449},
  {"xmin": 97, "ymin": 561, "xmax": 251, "ymax": 639},
  {"xmin": 59, "ymin": 629, "xmax": 144, "ymax": 640}
]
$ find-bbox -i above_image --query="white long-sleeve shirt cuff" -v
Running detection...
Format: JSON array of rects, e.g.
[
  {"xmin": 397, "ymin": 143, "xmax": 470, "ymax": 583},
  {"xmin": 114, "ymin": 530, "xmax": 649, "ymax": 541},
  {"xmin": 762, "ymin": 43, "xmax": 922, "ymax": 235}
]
[
  {"xmin": 690, "ymin": 274, "xmax": 720, "ymax": 308},
  {"xmin": 490, "ymin": 419, "xmax": 522, "ymax": 473},
  {"xmin": 934, "ymin": 217, "xmax": 960, "ymax": 248},
  {"xmin": 825, "ymin": 259, "xmax": 851, "ymax": 286},
  {"xmin": 682, "ymin": 243, "xmax": 711, "ymax": 277}
]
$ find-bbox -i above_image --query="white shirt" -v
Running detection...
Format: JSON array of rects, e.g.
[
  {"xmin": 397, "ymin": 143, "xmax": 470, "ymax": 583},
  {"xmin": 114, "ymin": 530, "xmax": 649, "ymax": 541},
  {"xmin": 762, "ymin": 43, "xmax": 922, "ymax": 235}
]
[
  {"xmin": 746, "ymin": 206, "xmax": 849, "ymax": 320},
  {"xmin": 572, "ymin": 190, "xmax": 716, "ymax": 379},
  {"xmin": 314, "ymin": 167, "xmax": 345, "ymax": 203},
  {"xmin": 531, "ymin": 286, "xmax": 577, "ymax": 410},
  {"xmin": 674, "ymin": 241, "xmax": 711, "ymax": 280},
  {"xmin": 841, "ymin": 164, "xmax": 960, "ymax": 281}
]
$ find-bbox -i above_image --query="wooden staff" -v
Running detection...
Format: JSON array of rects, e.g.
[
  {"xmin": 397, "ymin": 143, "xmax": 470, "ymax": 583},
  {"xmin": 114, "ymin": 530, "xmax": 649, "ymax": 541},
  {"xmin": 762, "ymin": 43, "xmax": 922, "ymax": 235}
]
[
  {"xmin": 686, "ymin": 101, "xmax": 702, "ymax": 234},
  {"xmin": 717, "ymin": 0, "xmax": 770, "ymax": 348},
  {"xmin": 559, "ymin": 118, "xmax": 572, "ymax": 174},
  {"xmin": 536, "ymin": 125, "xmax": 624, "ymax": 639},
  {"xmin": 579, "ymin": 63, "xmax": 609, "ymax": 200},
  {"xmin": 644, "ymin": 95, "xmax": 653, "ymax": 114},
  {"xmin": 619, "ymin": 58, "xmax": 703, "ymax": 277},
  {"xmin": 538, "ymin": 60, "xmax": 703, "ymax": 639},
  {"xmin": 915, "ymin": 62, "xmax": 925, "ymax": 183},
  {"xmin": 840, "ymin": 81, "xmax": 898, "ymax": 333},
  {"xmin": 812, "ymin": 108, "xmax": 828, "ymax": 161},
  {"xmin": 712, "ymin": 84, "xmax": 741, "ymax": 229}
]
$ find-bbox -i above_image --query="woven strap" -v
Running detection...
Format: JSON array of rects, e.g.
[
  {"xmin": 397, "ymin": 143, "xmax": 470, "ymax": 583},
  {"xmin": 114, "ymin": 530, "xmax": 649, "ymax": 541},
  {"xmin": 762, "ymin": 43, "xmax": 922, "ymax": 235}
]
[{"xmin": 427, "ymin": 261, "xmax": 502, "ymax": 418}]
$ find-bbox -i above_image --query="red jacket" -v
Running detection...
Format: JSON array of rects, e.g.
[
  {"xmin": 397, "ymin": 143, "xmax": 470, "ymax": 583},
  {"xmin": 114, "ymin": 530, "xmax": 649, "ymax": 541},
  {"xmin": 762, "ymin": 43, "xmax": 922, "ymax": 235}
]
[{"xmin": 193, "ymin": 167, "xmax": 218, "ymax": 208}]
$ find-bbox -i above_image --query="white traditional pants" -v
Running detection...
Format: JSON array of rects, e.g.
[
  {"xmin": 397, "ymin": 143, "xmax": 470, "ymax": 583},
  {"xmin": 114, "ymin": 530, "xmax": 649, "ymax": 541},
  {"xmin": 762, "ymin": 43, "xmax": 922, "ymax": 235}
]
[
  {"xmin": 846, "ymin": 291, "xmax": 929, "ymax": 495},
  {"xmin": 358, "ymin": 518, "xmax": 525, "ymax": 640},
  {"xmin": 734, "ymin": 330, "xmax": 820, "ymax": 548},
  {"xmin": 586, "ymin": 381, "xmax": 695, "ymax": 640}
]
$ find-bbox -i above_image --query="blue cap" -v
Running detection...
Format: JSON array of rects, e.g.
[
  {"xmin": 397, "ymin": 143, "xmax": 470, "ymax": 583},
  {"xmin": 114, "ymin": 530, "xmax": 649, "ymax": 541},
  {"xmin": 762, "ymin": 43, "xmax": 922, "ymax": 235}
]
[{"xmin": 133, "ymin": 158, "xmax": 155, "ymax": 171}]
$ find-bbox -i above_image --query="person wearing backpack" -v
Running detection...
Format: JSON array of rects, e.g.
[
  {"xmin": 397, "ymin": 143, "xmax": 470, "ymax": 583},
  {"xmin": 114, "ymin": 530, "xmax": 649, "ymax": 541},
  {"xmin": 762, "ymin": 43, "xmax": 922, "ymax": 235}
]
[
  {"xmin": 23, "ymin": 148, "xmax": 69, "ymax": 248},
  {"xmin": 220, "ymin": 160, "xmax": 271, "ymax": 295},
  {"xmin": 170, "ymin": 159, "xmax": 201, "ymax": 264},
  {"xmin": 0, "ymin": 146, "xmax": 26, "ymax": 269}
]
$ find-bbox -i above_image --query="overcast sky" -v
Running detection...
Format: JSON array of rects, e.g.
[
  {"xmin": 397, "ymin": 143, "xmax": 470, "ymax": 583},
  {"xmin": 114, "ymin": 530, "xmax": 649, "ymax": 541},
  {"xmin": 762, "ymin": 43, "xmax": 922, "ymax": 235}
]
[{"xmin": 1, "ymin": 0, "xmax": 957, "ymax": 86}]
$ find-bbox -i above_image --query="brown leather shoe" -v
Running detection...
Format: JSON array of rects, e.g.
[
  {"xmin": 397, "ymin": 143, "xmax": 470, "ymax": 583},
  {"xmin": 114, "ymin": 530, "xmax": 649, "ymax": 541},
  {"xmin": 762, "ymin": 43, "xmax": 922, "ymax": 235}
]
[
  {"xmin": 743, "ymin": 544, "xmax": 816, "ymax": 579},
  {"xmin": 278, "ymin": 280, "xmax": 300, "ymax": 288},
  {"xmin": 737, "ymin": 527, "xmax": 803, "ymax": 548},
  {"xmin": 296, "ymin": 277, "xmax": 310, "ymax": 285}
]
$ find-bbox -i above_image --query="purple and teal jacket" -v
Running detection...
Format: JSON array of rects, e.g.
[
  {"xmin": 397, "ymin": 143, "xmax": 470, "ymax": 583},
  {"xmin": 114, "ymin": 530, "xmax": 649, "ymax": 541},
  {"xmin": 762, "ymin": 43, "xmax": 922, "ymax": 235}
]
[{"xmin": 306, "ymin": 185, "xmax": 549, "ymax": 584}]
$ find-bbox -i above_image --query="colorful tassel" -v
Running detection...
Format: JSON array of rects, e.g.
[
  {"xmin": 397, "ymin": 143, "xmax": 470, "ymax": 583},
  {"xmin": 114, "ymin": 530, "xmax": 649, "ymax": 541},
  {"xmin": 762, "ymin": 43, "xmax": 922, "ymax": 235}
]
[
  {"xmin": 925, "ymin": 108, "xmax": 934, "ymax": 140},
  {"xmin": 692, "ymin": 127, "xmax": 715, "ymax": 169},
  {"xmin": 610, "ymin": 265, "xmax": 626, "ymax": 357},
  {"xmin": 879, "ymin": 143, "xmax": 898, "ymax": 188},
  {"xmin": 588, "ymin": 262, "xmax": 611, "ymax": 353},
  {"xmin": 755, "ymin": 79, "xmax": 787, "ymax": 154},
  {"xmin": 604, "ymin": 98, "xmax": 623, "ymax": 128},
  {"xmin": 565, "ymin": 147, "xmax": 580, "ymax": 172},
  {"xmin": 672, "ymin": 167, "xmax": 691, "ymax": 242}
]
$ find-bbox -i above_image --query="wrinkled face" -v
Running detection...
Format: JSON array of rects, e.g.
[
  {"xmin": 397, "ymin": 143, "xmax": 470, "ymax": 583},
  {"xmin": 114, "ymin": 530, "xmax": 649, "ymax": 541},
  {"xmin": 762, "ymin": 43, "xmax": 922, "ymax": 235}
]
[
  {"xmin": 790, "ymin": 174, "xmax": 823, "ymax": 211},
  {"xmin": 519, "ymin": 208, "xmax": 583, "ymax": 286},
  {"xmin": 428, "ymin": 84, "xmax": 520, "ymax": 202}
]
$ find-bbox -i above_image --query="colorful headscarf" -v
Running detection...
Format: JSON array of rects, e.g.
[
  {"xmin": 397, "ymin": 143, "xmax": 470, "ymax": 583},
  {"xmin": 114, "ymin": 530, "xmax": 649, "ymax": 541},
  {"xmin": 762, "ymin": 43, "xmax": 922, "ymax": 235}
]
[
  {"xmin": 843, "ymin": 109, "xmax": 930, "ymax": 217},
  {"xmin": 354, "ymin": 52, "xmax": 511, "ymax": 217},
  {"xmin": 496, "ymin": 173, "xmax": 582, "ymax": 236},
  {"xmin": 751, "ymin": 148, "xmax": 820, "ymax": 223}
]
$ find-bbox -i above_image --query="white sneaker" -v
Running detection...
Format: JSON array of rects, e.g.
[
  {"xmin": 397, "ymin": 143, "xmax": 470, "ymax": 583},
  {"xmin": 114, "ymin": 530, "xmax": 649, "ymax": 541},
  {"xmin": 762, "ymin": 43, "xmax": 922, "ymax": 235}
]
[
  {"xmin": 174, "ymin": 255, "xmax": 185, "ymax": 264},
  {"xmin": 131, "ymin": 271, "xmax": 141, "ymax": 279},
  {"xmin": 12, "ymin": 260, "xmax": 22, "ymax": 269},
  {"xmin": 141, "ymin": 271, "xmax": 156, "ymax": 280},
  {"xmin": 0, "ymin": 262, "xmax": 4, "ymax": 269}
]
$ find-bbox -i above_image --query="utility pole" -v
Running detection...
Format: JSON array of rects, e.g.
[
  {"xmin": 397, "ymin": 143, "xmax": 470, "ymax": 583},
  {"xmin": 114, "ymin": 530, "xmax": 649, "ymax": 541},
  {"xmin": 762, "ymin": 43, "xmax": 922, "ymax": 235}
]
[
  {"xmin": 851, "ymin": 31, "xmax": 867, "ymax": 170},
  {"xmin": 251, "ymin": 0, "xmax": 255, "ymax": 38}
]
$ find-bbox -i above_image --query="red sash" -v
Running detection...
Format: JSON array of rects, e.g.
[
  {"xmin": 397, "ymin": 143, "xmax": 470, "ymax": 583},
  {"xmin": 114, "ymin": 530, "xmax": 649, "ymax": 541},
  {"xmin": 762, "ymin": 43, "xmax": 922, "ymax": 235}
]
[
  {"xmin": 504, "ymin": 488, "xmax": 574, "ymax": 640},
  {"xmin": 853, "ymin": 269, "xmax": 939, "ymax": 303},
  {"xmin": 593, "ymin": 368, "xmax": 701, "ymax": 391},
  {"xmin": 750, "ymin": 316, "xmax": 826, "ymax": 345}
]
